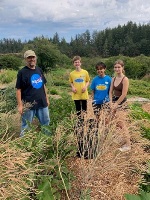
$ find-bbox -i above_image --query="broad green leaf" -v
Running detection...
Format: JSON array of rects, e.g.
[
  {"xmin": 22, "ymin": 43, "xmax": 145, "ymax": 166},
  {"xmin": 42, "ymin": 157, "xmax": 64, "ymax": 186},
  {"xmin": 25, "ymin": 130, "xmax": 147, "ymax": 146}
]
[
  {"xmin": 125, "ymin": 191, "xmax": 150, "ymax": 200},
  {"xmin": 37, "ymin": 179, "xmax": 55, "ymax": 200}
]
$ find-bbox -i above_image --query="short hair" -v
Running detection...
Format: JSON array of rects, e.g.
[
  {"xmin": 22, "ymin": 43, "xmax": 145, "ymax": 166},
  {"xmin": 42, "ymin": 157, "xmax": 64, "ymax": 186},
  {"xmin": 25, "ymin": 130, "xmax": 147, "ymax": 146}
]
[
  {"xmin": 72, "ymin": 56, "xmax": 81, "ymax": 63},
  {"xmin": 95, "ymin": 62, "xmax": 106, "ymax": 70}
]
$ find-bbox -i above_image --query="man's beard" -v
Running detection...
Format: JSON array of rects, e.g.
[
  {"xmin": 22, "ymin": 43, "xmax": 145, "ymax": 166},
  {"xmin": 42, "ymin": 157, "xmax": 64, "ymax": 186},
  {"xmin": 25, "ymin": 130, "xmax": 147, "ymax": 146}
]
[{"xmin": 29, "ymin": 63, "xmax": 36, "ymax": 69}]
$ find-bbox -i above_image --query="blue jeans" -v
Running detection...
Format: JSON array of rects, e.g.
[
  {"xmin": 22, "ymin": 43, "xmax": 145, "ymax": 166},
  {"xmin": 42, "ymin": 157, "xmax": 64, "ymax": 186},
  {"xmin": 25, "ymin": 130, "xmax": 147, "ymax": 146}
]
[{"xmin": 20, "ymin": 107, "xmax": 50, "ymax": 137}]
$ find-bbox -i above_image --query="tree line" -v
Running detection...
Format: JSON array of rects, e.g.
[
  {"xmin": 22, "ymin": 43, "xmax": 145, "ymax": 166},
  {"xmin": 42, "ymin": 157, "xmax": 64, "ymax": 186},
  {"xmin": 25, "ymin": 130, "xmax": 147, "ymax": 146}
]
[{"xmin": 0, "ymin": 21, "xmax": 150, "ymax": 58}]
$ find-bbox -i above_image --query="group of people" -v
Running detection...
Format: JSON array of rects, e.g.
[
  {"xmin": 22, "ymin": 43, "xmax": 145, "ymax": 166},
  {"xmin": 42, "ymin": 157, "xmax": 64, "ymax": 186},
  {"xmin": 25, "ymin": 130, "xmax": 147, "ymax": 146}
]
[
  {"xmin": 16, "ymin": 50, "xmax": 131, "ymax": 152},
  {"xmin": 69, "ymin": 56, "xmax": 131, "ymax": 152}
]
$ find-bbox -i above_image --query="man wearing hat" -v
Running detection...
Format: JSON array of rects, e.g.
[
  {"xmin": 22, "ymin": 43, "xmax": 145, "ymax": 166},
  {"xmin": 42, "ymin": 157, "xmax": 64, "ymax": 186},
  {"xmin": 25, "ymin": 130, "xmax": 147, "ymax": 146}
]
[{"xmin": 16, "ymin": 50, "xmax": 50, "ymax": 136}]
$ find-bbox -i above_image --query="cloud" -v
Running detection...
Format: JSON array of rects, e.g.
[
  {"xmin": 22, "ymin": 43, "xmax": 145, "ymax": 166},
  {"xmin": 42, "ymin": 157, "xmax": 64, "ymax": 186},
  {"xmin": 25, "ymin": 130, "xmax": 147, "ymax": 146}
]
[{"xmin": 0, "ymin": 0, "xmax": 150, "ymax": 41}]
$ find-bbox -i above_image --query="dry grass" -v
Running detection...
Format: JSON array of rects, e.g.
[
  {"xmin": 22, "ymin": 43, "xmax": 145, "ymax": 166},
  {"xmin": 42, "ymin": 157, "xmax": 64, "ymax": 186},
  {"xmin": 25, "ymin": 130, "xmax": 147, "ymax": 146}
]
[
  {"xmin": 66, "ymin": 100, "xmax": 150, "ymax": 200},
  {"xmin": 0, "ymin": 99, "xmax": 149, "ymax": 200},
  {"xmin": 142, "ymin": 102, "xmax": 150, "ymax": 113},
  {"xmin": 0, "ymin": 102, "xmax": 41, "ymax": 199},
  {"xmin": 0, "ymin": 101, "xmax": 38, "ymax": 139},
  {"xmin": 0, "ymin": 112, "xmax": 20, "ymax": 138},
  {"xmin": 0, "ymin": 138, "xmax": 38, "ymax": 200}
]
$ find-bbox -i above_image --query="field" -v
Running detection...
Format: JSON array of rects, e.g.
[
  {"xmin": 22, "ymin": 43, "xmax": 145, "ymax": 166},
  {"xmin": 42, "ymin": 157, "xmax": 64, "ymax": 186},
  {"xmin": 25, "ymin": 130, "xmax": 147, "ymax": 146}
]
[{"xmin": 0, "ymin": 67, "xmax": 150, "ymax": 200}]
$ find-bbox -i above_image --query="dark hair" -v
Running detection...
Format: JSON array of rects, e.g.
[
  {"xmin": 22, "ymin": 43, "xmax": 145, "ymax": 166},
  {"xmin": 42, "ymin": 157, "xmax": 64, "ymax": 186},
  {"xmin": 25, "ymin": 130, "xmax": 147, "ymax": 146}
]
[{"xmin": 95, "ymin": 62, "xmax": 106, "ymax": 70}]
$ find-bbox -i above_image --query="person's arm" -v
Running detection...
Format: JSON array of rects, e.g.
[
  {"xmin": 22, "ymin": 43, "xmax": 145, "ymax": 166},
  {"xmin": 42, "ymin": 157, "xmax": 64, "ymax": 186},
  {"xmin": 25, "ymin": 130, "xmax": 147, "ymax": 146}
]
[
  {"xmin": 82, "ymin": 81, "xmax": 89, "ymax": 93},
  {"xmin": 82, "ymin": 71, "xmax": 90, "ymax": 92},
  {"xmin": 109, "ymin": 78, "xmax": 114, "ymax": 104},
  {"xmin": 40, "ymin": 68, "xmax": 50, "ymax": 106},
  {"xmin": 70, "ymin": 83, "xmax": 77, "ymax": 93},
  {"xmin": 69, "ymin": 73, "xmax": 77, "ymax": 93},
  {"xmin": 44, "ymin": 85, "xmax": 50, "ymax": 106},
  {"xmin": 16, "ymin": 89, "xmax": 23, "ymax": 114},
  {"xmin": 115, "ymin": 77, "xmax": 129, "ymax": 105}
]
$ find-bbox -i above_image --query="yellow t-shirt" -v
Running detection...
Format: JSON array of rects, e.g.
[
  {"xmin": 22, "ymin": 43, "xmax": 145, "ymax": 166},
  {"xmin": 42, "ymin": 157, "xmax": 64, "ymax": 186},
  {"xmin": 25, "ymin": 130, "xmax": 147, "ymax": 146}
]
[{"xmin": 69, "ymin": 69, "xmax": 90, "ymax": 100}]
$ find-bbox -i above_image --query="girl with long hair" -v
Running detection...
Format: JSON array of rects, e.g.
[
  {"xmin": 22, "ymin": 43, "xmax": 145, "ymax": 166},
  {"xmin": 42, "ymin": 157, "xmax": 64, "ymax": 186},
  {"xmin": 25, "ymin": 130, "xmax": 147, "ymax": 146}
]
[{"xmin": 109, "ymin": 60, "xmax": 131, "ymax": 152}]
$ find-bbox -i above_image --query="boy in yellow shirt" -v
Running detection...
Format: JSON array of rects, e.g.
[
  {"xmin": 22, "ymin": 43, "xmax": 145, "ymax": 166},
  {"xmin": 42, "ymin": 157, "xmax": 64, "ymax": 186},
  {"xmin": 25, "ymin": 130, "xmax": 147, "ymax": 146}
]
[{"xmin": 69, "ymin": 56, "xmax": 90, "ymax": 117}]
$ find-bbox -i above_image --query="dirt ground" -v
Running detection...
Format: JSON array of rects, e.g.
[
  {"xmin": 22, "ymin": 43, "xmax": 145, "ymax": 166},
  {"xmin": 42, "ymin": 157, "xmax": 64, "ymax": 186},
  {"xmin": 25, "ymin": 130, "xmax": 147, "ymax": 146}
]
[{"xmin": 64, "ymin": 102, "xmax": 150, "ymax": 200}]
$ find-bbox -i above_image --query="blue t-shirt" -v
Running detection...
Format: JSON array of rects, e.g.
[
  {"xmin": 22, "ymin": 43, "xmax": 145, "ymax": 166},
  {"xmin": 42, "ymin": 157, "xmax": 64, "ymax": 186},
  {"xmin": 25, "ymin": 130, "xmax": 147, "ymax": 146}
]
[{"xmin": 90, "ymin": 75, "xmax": 112, "ymax": 105}]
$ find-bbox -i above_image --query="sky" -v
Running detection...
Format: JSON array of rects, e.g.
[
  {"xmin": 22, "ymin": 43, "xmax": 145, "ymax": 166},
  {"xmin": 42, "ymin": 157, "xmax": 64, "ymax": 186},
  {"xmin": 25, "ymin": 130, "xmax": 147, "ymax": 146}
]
[{"xmin": 0, "ymin": 0, "xmax": 150, "ymax": 42}]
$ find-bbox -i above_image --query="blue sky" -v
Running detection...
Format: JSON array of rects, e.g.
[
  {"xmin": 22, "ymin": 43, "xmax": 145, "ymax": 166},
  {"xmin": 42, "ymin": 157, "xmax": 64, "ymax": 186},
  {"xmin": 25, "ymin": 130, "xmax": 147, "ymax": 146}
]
[{"xmin": 0, "ymin": 0, "xmax": 150, "ymax": 42}]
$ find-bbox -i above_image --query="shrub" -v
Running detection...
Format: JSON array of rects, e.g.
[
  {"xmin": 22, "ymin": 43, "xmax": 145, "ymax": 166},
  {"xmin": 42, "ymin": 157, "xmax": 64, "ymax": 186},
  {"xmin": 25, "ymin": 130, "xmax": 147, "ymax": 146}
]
[
  {"xmin": 0, "ymin": 86, "xmax": 17, "ymax": 112},
  {"xmin": 23, "ymin": 37, "xmax": 70, "ymax": 72},
  {"xmin": 49, "ymin": 94, "xmax": 75, "ymax": 133},
  {"xmin": 0, "ymin": 55, "xmax": 21, "ymax": 70},
  {"xmin": 0, "ymin": 69, "xmax": 17, "ymax": 84},
  {"xmin": 128, "ymin": 79, "xmax": 150, "ymax": 99},
  {"xmin": 142, "ymin": 74, "xmax": 150, "ymax": 82}
]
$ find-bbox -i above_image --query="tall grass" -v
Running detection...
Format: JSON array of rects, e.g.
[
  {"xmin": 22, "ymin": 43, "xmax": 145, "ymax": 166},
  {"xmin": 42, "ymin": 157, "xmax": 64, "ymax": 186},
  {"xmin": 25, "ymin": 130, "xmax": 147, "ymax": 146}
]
[
  {"xmin": 0, "ymin": 94, "xmax": 76, "ymax": 200},
  {"xmin": 0, "ymin": 134, "xmax": 39, "ymax": 199},
  {"xmin": 0, "ymin": 69, "xmax": 150, "ymax": 199},
  {"xmin": 67, "ymin": 101, "xmax": 150, "ymax": 200}
]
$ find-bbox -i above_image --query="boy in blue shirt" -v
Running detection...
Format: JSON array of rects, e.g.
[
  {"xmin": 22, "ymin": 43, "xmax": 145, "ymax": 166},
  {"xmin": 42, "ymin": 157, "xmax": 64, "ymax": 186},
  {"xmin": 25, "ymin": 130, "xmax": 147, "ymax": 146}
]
[{"xmin": 90, "ymin": 62, "xmax": 111, "ymax": 119}]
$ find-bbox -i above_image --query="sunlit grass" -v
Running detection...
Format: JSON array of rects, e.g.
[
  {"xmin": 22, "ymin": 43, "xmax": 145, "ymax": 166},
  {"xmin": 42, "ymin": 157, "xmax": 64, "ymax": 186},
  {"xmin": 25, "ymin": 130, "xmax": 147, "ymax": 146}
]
[
  {"xmin": 128, "ymin": 79, "xmax": 150, "ymax": 99},
  {"xmin": 0, "ymin": 69, "xmax": 17, "ymax": 84}
]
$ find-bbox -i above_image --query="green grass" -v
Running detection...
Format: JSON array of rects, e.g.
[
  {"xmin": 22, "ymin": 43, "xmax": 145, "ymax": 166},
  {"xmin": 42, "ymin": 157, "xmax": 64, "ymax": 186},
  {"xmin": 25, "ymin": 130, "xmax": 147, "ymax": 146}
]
[
  {"xmin": 0, "ymin": 69, "xmax": 17, "ymax": 84},
  {"xmin": 128, "ymin": 79, "xmax": 150, "ymax": 99},
  {"xmin": 49, "ymin": 88, "xmax": 59, "ymax": 95},
  {"xmin": 0, "ymin": 80, "xmax": 150, "ymax": 199},
  {"xmin": 141, "ymin": 126, "xmax": 150, "ymax": 140},
  {"xmin": 0, "ymin": 68, "xmax": 150, "ymax": 99},
  {"xmin": 129, "ymin": 103, "xmax": 150, "ymax": 120},
  {"xmin": 0, "ymin": 63, "xmax": 150, "ymax": 200},
  {"xmin": 45, "ymin": 68, "xmax": 71, "ymax": 95}
]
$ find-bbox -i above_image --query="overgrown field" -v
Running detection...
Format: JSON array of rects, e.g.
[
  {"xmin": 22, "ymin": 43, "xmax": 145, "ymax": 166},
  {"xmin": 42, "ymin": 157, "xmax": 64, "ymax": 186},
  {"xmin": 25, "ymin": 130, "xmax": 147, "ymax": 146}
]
[
  {"xmin": 0, "ymin": 67, "xmax": 150, "ymax": 199},
  {"xmin": 1, "ymin": 66, "xmax": 150, "ymax": 99}
]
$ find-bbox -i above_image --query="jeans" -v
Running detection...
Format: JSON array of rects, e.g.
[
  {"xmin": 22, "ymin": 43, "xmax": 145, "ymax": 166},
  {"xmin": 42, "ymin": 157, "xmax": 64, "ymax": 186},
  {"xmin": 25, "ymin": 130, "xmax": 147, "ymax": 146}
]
[{"xmin": 20, "ymin": 106, "xmax": 50, "ymax": 137}]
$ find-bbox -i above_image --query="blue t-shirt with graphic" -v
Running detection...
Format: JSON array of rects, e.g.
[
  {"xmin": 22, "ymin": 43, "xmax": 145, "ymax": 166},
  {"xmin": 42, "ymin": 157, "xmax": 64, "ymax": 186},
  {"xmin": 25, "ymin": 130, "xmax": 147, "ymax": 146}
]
[
  {"xmin": 90, "ymin": 75, "xmax": 112, "ymax": 105},
  {"xmin": 16, "ymin": 66, "xmax": 47, "ymax": 109}
]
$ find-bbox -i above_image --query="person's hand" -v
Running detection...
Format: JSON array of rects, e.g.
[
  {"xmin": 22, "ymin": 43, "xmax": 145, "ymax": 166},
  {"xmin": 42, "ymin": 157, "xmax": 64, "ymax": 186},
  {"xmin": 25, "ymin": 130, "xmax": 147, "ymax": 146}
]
[
  {"xmin": 18, "ymin": 104, "xmax": 23, "ymax": 115},
  {"xmin": 112, "ymin": 102, "xmax": 118, "ymax": 110},
  {"xmin": 72, "ymin": 87, "xmax": 77, "ymax": 93},
  {"xmin": 109, "ymin": 102, "xmax": 117, "ymax": 119},
  {"xmin": 47, "ymin": 98, "xmax": 50, "ymax": 107},
  {"xmin": 82, "ymin": 86, "xmax": 86, "ymax": 93}
]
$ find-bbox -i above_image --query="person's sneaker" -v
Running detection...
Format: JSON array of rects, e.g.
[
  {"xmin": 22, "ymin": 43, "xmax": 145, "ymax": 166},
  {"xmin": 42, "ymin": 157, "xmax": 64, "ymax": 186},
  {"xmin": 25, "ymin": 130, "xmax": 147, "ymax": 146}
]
[{"xmin": 118, "ymin": 145, "xmax": 131, "ymax": 152}]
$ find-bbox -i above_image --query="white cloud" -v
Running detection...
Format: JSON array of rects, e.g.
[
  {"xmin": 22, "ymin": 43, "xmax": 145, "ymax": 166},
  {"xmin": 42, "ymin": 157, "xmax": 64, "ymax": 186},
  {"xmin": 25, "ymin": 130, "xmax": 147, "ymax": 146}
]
[{"xmin": 0, "ymin": 0, "xmax": 150, "ymax": 41}]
